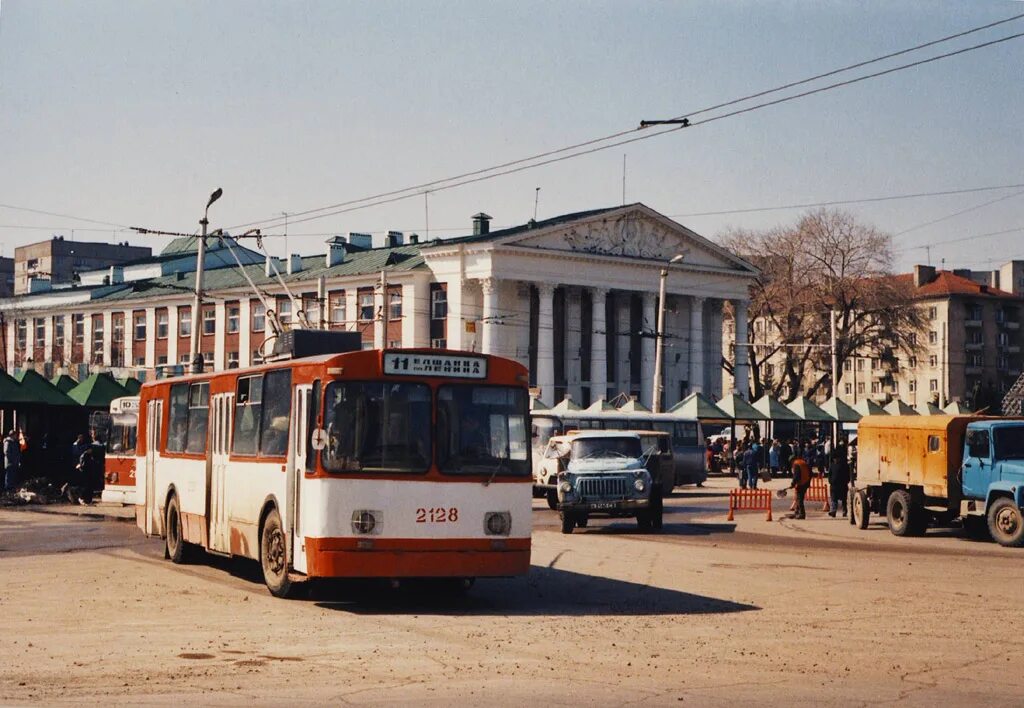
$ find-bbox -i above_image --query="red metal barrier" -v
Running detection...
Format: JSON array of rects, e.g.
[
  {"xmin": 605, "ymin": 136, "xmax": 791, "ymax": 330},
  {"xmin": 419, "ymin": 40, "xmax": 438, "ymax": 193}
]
[
  {"xmin": 727, "ymin": 488, "xmax": 773, "ymax": 521},
  {"xmin": 806, "ymin": 476, "xmax": 831, "ymax": 512}
]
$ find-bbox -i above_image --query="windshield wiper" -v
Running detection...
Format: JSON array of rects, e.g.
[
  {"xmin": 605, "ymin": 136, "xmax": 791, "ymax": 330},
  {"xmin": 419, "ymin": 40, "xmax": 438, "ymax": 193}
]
[{"xmin": 483, "ymin": 450, "xmax": 510, "ymax": 486}]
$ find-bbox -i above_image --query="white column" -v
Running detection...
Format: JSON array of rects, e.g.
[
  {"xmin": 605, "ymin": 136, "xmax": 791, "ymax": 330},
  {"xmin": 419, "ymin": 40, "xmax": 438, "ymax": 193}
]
[
  {"xmin": 640, "ymin": 292, "xmax": 656, "ymax": 408},
  {"xmin": 616, "ymin": 293, "xmax": 631, "ymax": 396},
  {"xmin": 214, "ymin": 300, "xmax": 226, "ymax": 371},
  {"xmin": 480, "ymin": 277, "xmax": 500, "ymax": 355},
  {"xmin": 689, "ymin": 296, "xmax": 705, "ymax": 395},
  {"xmin": 446, "ymin": 280, "xmax": 465, "ymax": 351},
  {"xmin": 345, "ymin": 290, "xmax": 359, "ymax": 333},
  {"xmin": 565, "ymin": 288, "xmax": 582, "ymax": 402},
  {"xmin": 734, "ymin": 299, "xmax": 750, "ymax": 397},
  {"xmin": 43, "ymin": 316, "xmax": 53, "ymax": 364},
  {"xmin": 239, "ymin": 297, "xmax": 252, "ymax": 367},
  {"xmin": 590, "ymin": 287, "xmax": 608, "ymax": 401},
  {"xmin": 144, "ymin": 308, "xmax": 156, "ymax": 369},
  {"xmin": 167, "ymin": 305, "xmax": 179, "ymax": 365},
  {"xmin": 102, "ymin": 312, "xmax": 112, "ymax": 367},
  {"xmin": 5, "ymin": 319, "xmax": 15, "ymax": 370},
  {"xmin": 373, "ymin": 282, "xmax": 386, "ymax": 349},
  {"xmin": 536, "ymin": 283, "xmax": 556, "ymax": 405},
  {"xmin": 121, "ymin": 310, "xmax": 132, "ymax": 369},
  {"xmin": 403, "ymin": 279, "xmax": 430, "ymax": 348}
]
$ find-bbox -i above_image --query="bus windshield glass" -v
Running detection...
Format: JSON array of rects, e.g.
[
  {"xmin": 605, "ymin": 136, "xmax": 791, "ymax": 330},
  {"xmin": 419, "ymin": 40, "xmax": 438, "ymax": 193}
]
[
  {"xmin": 572, "ymin": 436, "xmax": 642, "ymax": 460},
  {"xmin": 322, "ymin": 382, "xmax": 432, "ymax": 473},
  {"xmin": 994, "ymin": 426, "xmax": 1024, "ymax": 460},
  {"xmin": 438, "ymin": 385, "xmax": 529, "ymax": 476}
]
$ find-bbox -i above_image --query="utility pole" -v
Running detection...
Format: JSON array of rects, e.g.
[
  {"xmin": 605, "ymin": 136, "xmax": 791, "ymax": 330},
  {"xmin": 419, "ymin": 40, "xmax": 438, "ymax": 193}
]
[
  {"xmin": 830, "ymin": 309, "xmax": 839, "ymax": 444},
  {"xmin": 652, "ymin": 254, "xmax": 685, "ymax": 413},
  {"xmin": 190, "ymin": 188, "xmax": 222, "ymax": 374}
]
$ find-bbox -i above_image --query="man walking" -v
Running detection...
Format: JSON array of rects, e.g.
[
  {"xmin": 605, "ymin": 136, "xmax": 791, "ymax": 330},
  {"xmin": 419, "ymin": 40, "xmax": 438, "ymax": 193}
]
[
  {"xmin": 828, "ymin": 445, "xmax": 851, "ymax": 517},
  {"xmin": 3, "ymin": 429, "xmax": 21, "ymax": 492},
  {"xmin": 743, "ymin": 442, "xmax": 759, "ymax": 490},
  {"xmin": 788, "ymin": 451, "xmax": 812, "ymax": 519}
]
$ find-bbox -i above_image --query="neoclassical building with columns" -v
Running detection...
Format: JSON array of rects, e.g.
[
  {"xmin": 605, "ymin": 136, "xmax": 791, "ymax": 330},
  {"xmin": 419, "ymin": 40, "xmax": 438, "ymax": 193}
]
[{"xmin": 0, "ymin": 203, "xmax": 756, "ymax": 409}]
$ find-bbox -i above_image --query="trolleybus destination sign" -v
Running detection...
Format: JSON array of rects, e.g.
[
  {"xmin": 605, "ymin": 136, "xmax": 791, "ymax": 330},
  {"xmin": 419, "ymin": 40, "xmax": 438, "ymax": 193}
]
[{"xmin": 383, "ymin": 352, "xmax": 488, "ymax": 378}]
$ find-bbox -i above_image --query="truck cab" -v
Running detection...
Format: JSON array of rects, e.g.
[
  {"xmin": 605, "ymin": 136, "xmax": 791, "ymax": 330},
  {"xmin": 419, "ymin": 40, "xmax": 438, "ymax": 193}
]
[
  {"xmin": 542, "ymin": 432, "xmax": 659, "ymax": 534},
  {"xmin": 960, "ymin": 420, "xmax": 1024, "ymax": 545}
]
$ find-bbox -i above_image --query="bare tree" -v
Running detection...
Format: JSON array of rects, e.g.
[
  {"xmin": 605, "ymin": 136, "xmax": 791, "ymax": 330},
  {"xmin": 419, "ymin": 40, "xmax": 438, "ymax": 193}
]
[{"xmin": 721, "ymin": 209, "xmax": 925, "ymax": 401}]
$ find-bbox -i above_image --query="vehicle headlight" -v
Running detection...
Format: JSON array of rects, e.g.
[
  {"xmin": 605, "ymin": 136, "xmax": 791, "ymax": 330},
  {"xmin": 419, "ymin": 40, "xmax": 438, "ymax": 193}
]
[
  {"xmin": 351, "ymin": 509, "xmax": 382, "ymax": 535},
  {"xmin": 484, "ymin": 511, "xmax": 511, "ymax": 536},
  {"xmin": 634, "ymin": 478, "xmax": 646, "ymax": 492},
  {"xmin": 559, "ymin": 481, "xmax": 573, "ymax": 494}
]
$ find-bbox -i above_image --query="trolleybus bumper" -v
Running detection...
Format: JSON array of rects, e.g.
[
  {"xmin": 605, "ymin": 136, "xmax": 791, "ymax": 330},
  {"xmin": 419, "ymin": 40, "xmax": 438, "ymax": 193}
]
[{"xmin": 305, "ymin": 537, "xmax": 531, "ymax": 578}]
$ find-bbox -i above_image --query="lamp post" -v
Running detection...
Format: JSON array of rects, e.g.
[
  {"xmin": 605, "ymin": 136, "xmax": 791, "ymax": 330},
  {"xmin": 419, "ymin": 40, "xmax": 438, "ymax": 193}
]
[
  {"xmin": 190, "ymin": 188, "xmax": 222, "ymax": 374},
  {"xmin": 652, "ymin": 253, "xmax": 686, "ymax": 413}
]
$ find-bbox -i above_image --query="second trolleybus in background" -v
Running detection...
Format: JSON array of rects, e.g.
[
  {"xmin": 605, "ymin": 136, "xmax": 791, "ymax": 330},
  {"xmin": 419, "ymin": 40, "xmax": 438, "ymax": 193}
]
[
  {"xmin": 135, "ymin": 335, "xmax": 533, "ymax": 598},
  {"xmin": 91, "ymin": 396, "xmax": 140, "ymax": 505}
]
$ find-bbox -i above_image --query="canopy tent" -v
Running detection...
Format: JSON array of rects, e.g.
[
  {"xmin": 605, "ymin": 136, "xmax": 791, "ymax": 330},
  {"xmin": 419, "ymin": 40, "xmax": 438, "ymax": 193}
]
[
  {"xmin": 786, "ymin": 396, "xmax": 836, "ymax": 422},
  {"xmin": 884, "ymin": 399, "xmax": 918, "ymax": 416},
  {"xmin": 14, "ymin": 370, "xmax": 78, "ymax": 407},
  {"xmin": 850, "ymin": 399, "xmax": 887, "ymax": 417},
  {"xmin": 617, "ymin": 398, "xmax": 651, "ymax": 413},
  {"xmin": 751, "ymin": 395, "xmax": 801, "ymax": 421},
  {"xmin": 819, "ymin": 397, "xmax": 862, "ymax": 423},
  {"xmin": 50, "ymin": 374, "xmax": 79, "ymax": 394},
  {"xmin": 943, "ymin": 400, "xmax": 974, "ymax": 415},
  {"xmin": 715, "ymin": 393, "xmax": 767, "ymax": 421},
  {"xmin": 548, "ymin": 398, "xmax": 583, "ymax": 415},
  {"xmin": 66, "ymin": 373, "xmax": 130, "ymax": 409},
  {"xmin": 915, "ymin": 401, "xmax": 944, "ymax": 416},
  {"xmin": 584, "ymin": 398, "xmax": 619, "ymax": 414},
  {"xmin": 0, "ymin": 370, "xmax": 33, "ymax": 406},
  {"xmin": 117, "ymin": 377, "xmax": 143, "ymax": 395},
  {"xmin": 529, "ymin": 396, "xmax": 549, "ymax": 411},
  {"xmin": 669, "ymin": 392, "xmax": 730, "ymax": 420}
]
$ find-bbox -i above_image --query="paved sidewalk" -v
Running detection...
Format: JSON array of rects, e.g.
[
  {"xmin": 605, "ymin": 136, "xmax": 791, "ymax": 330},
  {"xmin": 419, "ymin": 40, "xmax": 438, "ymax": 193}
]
[{"xmin": 5, "ymin": 501, "xmax": 135, "ymax": 522}]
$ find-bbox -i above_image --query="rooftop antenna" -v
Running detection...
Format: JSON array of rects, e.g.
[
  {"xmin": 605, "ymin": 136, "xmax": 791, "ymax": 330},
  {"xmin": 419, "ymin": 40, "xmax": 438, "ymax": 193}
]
[
  {"xmin": 622, "ymin": 154, "xmax": 627, "ymax": 205},
  {"xmin": 925, "ymin": 245, "xmax": 932, "ymax": 265},
  {"xmin": 424, "ymin": 190, "xmax": 430, "ymax": 240},
  {"xmin": 533, "ymin": 187, "xmax": 540, "ymax": 221}
]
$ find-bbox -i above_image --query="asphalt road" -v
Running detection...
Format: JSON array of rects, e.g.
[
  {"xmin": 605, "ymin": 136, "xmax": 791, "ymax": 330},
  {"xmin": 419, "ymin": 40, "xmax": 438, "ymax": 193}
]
[{"xmin": 3, "ymin": 481, "xmax": 1024, "ymax": 706}]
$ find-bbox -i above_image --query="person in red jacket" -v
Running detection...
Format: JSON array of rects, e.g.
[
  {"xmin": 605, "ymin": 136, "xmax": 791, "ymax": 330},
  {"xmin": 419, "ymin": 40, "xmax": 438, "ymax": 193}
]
[{"xmin": 788, "ymin": 453, "xmax": 813, "ymax": 519}]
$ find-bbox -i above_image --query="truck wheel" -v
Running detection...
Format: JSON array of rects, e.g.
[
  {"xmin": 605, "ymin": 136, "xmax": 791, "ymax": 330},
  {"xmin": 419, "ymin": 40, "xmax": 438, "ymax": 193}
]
[
  {"xmin": 987, "ymin": 498, "xmax": 1024, "ymax": 547},
  {"xmin": 546, "ymin": 489, "xmax": 558, "ymax": 510},
  {"xmin": 886, "ymin": 490, "xmax": 922, "ymax": 537},
  {"xmin": 853, "ymin": 490, "xmax": 870, "ymax": 530},
  {"xmin": 560, "ymin": 511, "xmax": 574, "ymax": 534}
]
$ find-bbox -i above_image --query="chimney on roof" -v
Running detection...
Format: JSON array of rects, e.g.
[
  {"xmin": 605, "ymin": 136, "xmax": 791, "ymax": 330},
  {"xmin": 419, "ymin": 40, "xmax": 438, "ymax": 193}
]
[
  {"xmin": 386, "ymin": 231, "xmax": 404, "ymax": 248},
  {"xmin": 409, "ymin": 233, "xmax": 419, "ymax": 245},
  {"xmin": 953, "ymin": 268, "xmax": 972, "ymax": 279},
  {"xmin": 288, "ymin": 253, "xmax": 302, "ymax": 275},
  {"xmin": 990, "ymin": 271, "xmax": 1000, "ymax": 289},
  {"xmin": 348, "ymin": 232, "xmax": 372, "ymax": 250},
  {"xmin": 265, "ymin": 255, "xmax": 278, "ymax": 277},
  {"xmin": 472, "ymin": 212, "xmax": 492, "ymax": 236},
  {"xmin": 913, "ymin": 265, "xmax": 936, "ymax": 288},
  {"xmin": 325, "ymin": 235, "xmax": 347, "ymax": 267},
  {"xmin": 108, "ymin": 265, "xmax": 123, "ymax": 285}
]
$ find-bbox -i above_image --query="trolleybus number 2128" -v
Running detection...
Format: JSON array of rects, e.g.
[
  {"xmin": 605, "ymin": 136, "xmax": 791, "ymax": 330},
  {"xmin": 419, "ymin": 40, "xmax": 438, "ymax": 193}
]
[{"xmin": 135, "ymin": 348, "xmax": 533, "ymax": 598}]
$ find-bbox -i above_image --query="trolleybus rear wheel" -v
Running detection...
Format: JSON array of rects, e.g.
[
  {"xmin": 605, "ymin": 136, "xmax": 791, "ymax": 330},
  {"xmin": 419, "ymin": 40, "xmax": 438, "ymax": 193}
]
[
  {"xmin": 165, "ymin": 495, "xmax": 191, "ymax": 564},
  {"xmin": 260, "ymin": 508, "xmax": 296, "ymax": 598}
]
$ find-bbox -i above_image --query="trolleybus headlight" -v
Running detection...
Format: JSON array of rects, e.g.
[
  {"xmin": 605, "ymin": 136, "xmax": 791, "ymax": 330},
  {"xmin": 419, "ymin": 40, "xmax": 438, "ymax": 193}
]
[
  {"xmin": 351, "ymin": 510, "xmax": 381, "ymax": 535},
  {"xmin": 484, "ymin": 511, "xmax": 511, "ymax": 536},
  {"xmin": 633, "ymin": 479, "xmax": 646, "ymax": 493},
  {"xmin": 559, "ymin": 481, "xmax": 572, "ymax": 494}
]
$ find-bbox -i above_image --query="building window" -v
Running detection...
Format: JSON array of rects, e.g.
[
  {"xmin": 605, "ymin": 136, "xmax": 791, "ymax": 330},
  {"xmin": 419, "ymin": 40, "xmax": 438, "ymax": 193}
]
[
  {"xmin": 928, "ymin": 331, "xmax": 937, "ymax": 345},
  {"xmin": 134, "ymin": 313, "xmax": 146, "ymax": 340},
  {"xmin": 202, "ymin": 351, "xmax": 214, "ymax": 366},
  {"xmin": 73, "ymin": 314, "xmax": 85, "ymax": 345},
  {"xmin": 33, "ymin": 318, "xmax": 45, "ymax": 349},
  {"xmin": 929, "ymin": 355, "xmax": 938, "ymax": 367},
  {"xmin": 202, "ymin": 308, "xmax": 216, "ymax": 336},
  {"xmin": 179, "ymin": 308, "xmax": 192, "ymax": 338},
  {"xmin": 909, "ymin": 356, "xmax": 918, "ymax": 368},
  {"xmin": 871, "ymin": 381, "xmax": 880, "ymax": 394},
  {"xmin": 112, "ymin": 316, "xmax": 124, "ymax": 343},
  {"xmin": 227, "ymin": 351, "xmax": 239, "ymax": 369},
  {"xmin": 157, "ymin": 355, "xmax": 168, "ymax": 366},
  {"xmin": 179, "ymin": 353, "xmax": 190, "ymax": 365},
  {"xmin": 909, "ymin": 380, "xmax": 916, "ymax": 393},
  {"xmin": 358, "ymin": 292, "xmax": 374, "ymax": 321},
  {"xmin": 871, "ymin": 358, "xmax": 879, "ymax": 370},
  {"xmin": 330, "ymin": 291, "xmax": 346, "ymax": 325},
  {"xmin": 133, "ymin": 356, "xmax": 145, "ymax": 367},
  {"xmin": 998, "ymin": 331, "xmax": 1010, "ymax": 346},
  {"xmin": 431, "ymin": 337, "xmax": 447, "ymax": 349},
  {"xmin": 252, "ymin": 348, "xmax": 263, "ymax": 364},
  {"xmin": 843, "ymin": 359, "xmax": 852, "ymax": 372},
  {"xmin": 389, "ymin": 291, "xmax": 403, "ymax": 320},
  {"xmin": 968, "ymin": 304, "xmax": 983, "ymax": 320},
  {"xmin": 928, "ymin": 306, "xmax": 937, "ymax": 320},
  {"xmin": 856, "ymin": 359, "xmax": 864, "ymax": 371},
  {"xmin": 856, "ymin": 382, "xmax": 865, "ymax": 394},
  {"xmin": 253, "ymin": 303, "xmax": 266, "ymax": 333},
  {"xmin": 765, "ymin": 363, "xmax": 774, "ymax": 378},
  {"xmin": 278, "ymin": 299, "xmax": 292, "ymax": 325},
  {"xmin": 387, "ymin": 339, "xmax": 402, "ymax": 348},
  {"xmin": 54, "ymin": 317, "xmax": 65, "ymax": 349},
  {"xmin": 157, "ymin": 310, "xmax": 168, "ymax": 339},
  {"xmin": 431, "ymin": 288, "xmax": 448, "ymax": 320},
  {"xmin": 92, "ymin": 319, "xmax": 104, "ymax": 349},
  {"xmin": 929, "ymin": 379, "xmax": 938, "ymax": 392},
  {"xmin": 227, "ymin": 305, "xmax": 240, "ymax": 334},
  {"xmin": 844, "ymin": 383, "xmax": 852, "ymax": 395},
  {"xmin": 969, "ymin": 330, "xmax": 983, "ymax": 344},
  {"xmin": 15, "ymin": 320, "xmax": 26, "ymax": 352},
  {"xmin": 970, "ymin": 353, "xmax": 984, "ymax": 367},
  {"xmin": 303, "ymin": 294, "xmax": 319, "ymax": 326}
]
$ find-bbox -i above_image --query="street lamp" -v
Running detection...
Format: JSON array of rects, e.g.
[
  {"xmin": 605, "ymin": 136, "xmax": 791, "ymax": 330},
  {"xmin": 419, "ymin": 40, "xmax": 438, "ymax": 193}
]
[
  {"xmin": 190, "ymin": 188, "xmax": 223, "ymax": 374},
  {"xmin": 652, "ymin": 253, "xmax": 686, "ymax": 413}
]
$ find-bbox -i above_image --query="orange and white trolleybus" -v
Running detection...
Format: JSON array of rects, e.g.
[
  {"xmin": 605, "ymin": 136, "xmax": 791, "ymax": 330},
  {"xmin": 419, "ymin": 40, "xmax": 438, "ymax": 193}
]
[
  {"xmin": 135, "ymin": 342, "xmax": 532, "ymax": 597},
  {"xmin": 93, "ymin": 396, "xmax": 140, "ymax": 505}
]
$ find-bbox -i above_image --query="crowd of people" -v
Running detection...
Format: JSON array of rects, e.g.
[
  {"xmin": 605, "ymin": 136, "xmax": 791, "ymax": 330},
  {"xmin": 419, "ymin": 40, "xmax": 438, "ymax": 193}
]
[
  {"xmin": 706, "ymin": 429, "xmax": 858, "ymax": 520},
  {"xmin": 2, "ymin": 429, "xmax": 105, "ymax": 505}
]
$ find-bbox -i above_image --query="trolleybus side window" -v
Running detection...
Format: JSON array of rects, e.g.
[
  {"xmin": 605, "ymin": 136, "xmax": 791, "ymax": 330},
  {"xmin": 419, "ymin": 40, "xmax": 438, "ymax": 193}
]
[
  {"xmin": 185, "ymin": 382, "xmax": 210, "ymax": 454},
  {"xmin": 672, "ymin": 421, "xmax": 699, "ymax": 447},
  {"xmin": 322, "ymin": 382, "xmax": 431, "ymax": 473},
  {"xmin": 305, "ymin": 380, "xmax": 321, "ymax": 473},
  {"xmin": 233, "ymin": 375, "xmax": 264, "ymax": 456},
  {"xmin": 259, "ymin": 370, "xmax": 292, "ymax": 457},
  {"xmin": 167, "ymin": 383, "xmax": 190, "ymax": 452},
  {"xmin": 437, "ymin": 385, "xmax": 529, "ymax": 476}
]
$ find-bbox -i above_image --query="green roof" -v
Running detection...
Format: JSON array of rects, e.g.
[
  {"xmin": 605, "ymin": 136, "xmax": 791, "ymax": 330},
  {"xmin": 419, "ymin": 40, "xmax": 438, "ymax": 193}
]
[
  {"xmin": 716, "ymin": 393, "xmax": 767, "ymax": 421},
  {"xmin": 0, "ymin": 370, "xmax": 33, "ymax": 405},
  {"xmin": 50, "ymin": 374, "xmax": 79, "ymax": 394},
  {"xmin": 117, "ymin": 377, "xmax": 142, "ymax": 395},
  {"xmin": 819, "ymin": 397, "xmax": 861, "ymax": 423},
  {"xmin": 66, "ymin": 373, "xmax": 129, "ymax": 408},
  {"xmin": 751, "ymin": 395, "xmax": 801, "ymax": 421},
  {"xmin": 14, "ymin": 369, "xmax": 78, "ymax": 406},
  {"xmin": 786, "ymin": 396, "xmax": 835, "ymax": 422},
  {"xmin": 884, "ymin": 399, "xmax": 918, "ymax": 416},
  {"xmin": 669, "ymin": 392, "xmax": 730, "ymax": 420}
]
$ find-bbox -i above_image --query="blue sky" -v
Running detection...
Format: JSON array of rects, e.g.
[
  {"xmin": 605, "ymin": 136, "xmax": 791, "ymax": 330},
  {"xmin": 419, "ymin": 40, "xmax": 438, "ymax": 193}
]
[{"xmin": 0, "ymin": 0, "xmax": 1021, "ymax": 271}]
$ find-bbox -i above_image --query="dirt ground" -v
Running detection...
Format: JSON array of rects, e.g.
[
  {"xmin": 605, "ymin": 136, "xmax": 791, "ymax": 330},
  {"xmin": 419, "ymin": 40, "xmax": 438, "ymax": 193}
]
[{"xmin": 2, "ymin": 478, "xmax": 1024, "ymax": 706}]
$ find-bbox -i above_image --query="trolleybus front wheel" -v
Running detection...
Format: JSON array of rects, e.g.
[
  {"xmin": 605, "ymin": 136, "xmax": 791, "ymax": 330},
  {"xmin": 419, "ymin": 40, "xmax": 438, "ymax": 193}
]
[{"xmin": 260, "ymin": 508, "xmax": 297, "ymax": 598}]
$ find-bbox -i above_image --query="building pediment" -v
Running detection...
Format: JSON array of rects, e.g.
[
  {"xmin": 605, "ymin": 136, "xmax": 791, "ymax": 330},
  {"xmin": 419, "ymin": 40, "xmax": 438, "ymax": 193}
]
[{"xmin": 491, "ymin": 205, "xmax": 755, "ymax": 273}]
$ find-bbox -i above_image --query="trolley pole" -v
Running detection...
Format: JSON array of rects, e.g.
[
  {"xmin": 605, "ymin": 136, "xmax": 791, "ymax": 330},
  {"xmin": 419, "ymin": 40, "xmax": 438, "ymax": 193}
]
[
  {"xmin": 190, "ymin": 188, "xmax": 222, "ymax": 374},
  {"xmin": 652, "ymin": 253, "xmax": 685, "ymax": 413}
]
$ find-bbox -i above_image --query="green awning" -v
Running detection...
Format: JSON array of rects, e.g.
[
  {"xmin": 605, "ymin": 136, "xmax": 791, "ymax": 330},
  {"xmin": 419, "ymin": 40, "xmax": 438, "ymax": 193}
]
[
  {"xmin": 943, "ymin": 400, "xmax": 973, "ymax": 415},
  {"xmin": 716, "ymin": 393, "xmax": 767, "ymax": 421},
  {"xmin": 850, "ymin": 399, "xmax": 887, "ymax": 417},
  {"xmin": 819, "ymin": 397, "xmax": 861, "ymax": 423},
  {"xmin": 549, "ymin": 398, "xmax": 583, "ymax": 414},
  {"xmin": 584, "ymin": 398, "xmax": 619, "ymax": 414},
  {"xmin": 751, "ymin": 395, "xmax": 801, "ymax": 421},
  {"xmin": 915, "ymin": 402, "xmax": 944, "ymax": 415},
  {"xmin": 117, "ymin": 377, "xmax": 142, "ymax": 395},
  {"xmin": 66, "ymin": 373, "xmax": 130, "ymax": 408},
  {"xmin": 786, "ymin": 396, "xmax": 836, "ymax": 422},
  {"xmin": 884, "ymin": 399, "xmax": 918, "ymax": 416},
  {"xmin": 14, "ymin": 369, "xmax": 79, "ymax": 406},
  {"xmin": 51, "ymin": 374, "xmax": 79, "ymax": 394},
  {"xmin": 617, "ymin": 398, "xmax": 651, "ymax": 413},
  {"xmin": 668, "ymin": 392, "xmax": 730, "ymax": 420},
  {"xmin": 0, "ymin": 370, "xmax": 33, "ymax": 405}
]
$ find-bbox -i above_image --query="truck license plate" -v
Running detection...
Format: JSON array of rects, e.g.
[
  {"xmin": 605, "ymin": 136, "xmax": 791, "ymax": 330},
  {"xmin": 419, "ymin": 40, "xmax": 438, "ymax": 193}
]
[{"xmin": 589, "ymin": 502, "xmax": 615, "ymax": 510}]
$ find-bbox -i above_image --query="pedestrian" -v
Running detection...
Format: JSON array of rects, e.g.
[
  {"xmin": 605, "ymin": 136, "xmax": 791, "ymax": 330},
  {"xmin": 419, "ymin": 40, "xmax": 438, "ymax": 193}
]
[
  {"xmin": 3, "ymin": 429, "xmax": 21, "ymax": 492},
  {"xmin": 788, "ymin": 451, "xmax": 812, "ymax": 519},
  {"xmin": 72, "ymin": 441, "xmax": 103, "ymax": 505},
  {"xmin": 742, "ymin": 443, "xmax": 758, "ymax": 490},
  {"xmin": 769, "ymin": 439, "xmax": 781, "ymax": 477},
  {"xmin": 779, "ymin": 439, "xmax": 792, "ymax": 476},
  {"xmin": 828, "ymin": 445, "xmax": 850, "ymax": 517}
]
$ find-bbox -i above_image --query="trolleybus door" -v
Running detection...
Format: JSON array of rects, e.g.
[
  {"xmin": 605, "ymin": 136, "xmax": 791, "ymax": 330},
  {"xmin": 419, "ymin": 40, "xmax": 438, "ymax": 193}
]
[
  {"xmin": 288, "ymin": 384, "xmax": 313, "ymax": 574},
  {"xmin": 144, "ymin": 399, "xmax": 162, "ymax": 536},
  {"xmin": 208, "ymin": 393, "xmax": 233, "ymax": 553}
]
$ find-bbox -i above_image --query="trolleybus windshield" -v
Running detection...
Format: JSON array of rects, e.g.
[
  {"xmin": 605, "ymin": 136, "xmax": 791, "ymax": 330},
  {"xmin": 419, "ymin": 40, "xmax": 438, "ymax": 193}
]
[
  {"xmin": 322, "ymin": 381, "xmax": 432, "ymax": 473},
  {"xmin": 437, "ymin": 385, "xmax": 529, "ymax": 476}
]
